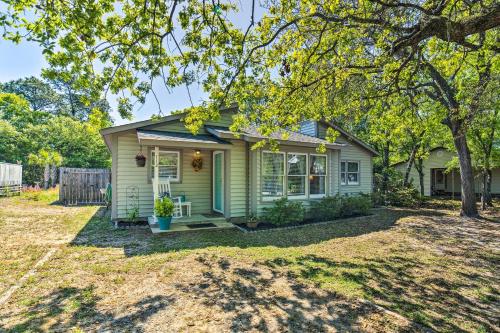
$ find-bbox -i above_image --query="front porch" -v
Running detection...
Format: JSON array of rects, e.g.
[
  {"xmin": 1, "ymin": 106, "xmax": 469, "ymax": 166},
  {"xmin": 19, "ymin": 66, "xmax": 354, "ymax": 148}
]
[
  {"xmin": 147, "ymin": 214, "xmax": 235, "ymax": 234},
  {"xmin": 138, "ymin": 130, "xmax": 232, "ymax": 220}
]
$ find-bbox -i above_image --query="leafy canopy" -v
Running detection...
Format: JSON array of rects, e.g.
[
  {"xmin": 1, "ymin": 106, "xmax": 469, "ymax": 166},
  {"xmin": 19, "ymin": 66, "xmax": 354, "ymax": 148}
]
[
  {"xmin": 1, "ymin": 76, "xmax": 113, "ymax": 123},
  {"xmin": 0, "ymin": 89, "xmax": 111, "ymax": 183},
  {"xmin": 2, "ymin": 0, "xmax": 497, "ymax": 131}
]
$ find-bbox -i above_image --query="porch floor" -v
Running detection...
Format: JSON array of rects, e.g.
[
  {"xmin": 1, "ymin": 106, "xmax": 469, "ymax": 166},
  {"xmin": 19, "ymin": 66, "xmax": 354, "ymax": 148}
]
[{"xmin": 147, "ymin": 214, "xmax": 235, "ymax": 234}]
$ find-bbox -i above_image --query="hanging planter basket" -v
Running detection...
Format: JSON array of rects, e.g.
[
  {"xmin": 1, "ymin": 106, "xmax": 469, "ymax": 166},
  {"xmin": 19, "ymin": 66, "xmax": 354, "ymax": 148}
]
[{"xmin": 135, "ymin": 152, "xmax": 146, "ymax": 167}]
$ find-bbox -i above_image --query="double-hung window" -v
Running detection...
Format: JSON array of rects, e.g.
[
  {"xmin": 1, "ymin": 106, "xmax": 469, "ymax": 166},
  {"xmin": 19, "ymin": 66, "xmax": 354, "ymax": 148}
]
[
  {"xmin": 151, "ymin": 150, "xmax": 180, "ymax": 182},
  {"xmin": 309, "ymin": 154, "xmax": 327, "ymax": 197},
  {"xmin": 287, "ymin": 153, "xmax": 307, "ymax": 198},
  {"xmin": 262, "ymin": 152, "xmax": 285, "ymax": 199},
  {"xmin": 340, "ymin": 161, "xmax": 360, "ymax": 185}
]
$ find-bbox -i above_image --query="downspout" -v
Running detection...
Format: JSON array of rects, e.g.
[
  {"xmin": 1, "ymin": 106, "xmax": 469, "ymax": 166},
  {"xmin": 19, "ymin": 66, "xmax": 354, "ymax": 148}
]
[{"xmin": 245, "ymin": 141, "xmax": 250, "ymax": 219}]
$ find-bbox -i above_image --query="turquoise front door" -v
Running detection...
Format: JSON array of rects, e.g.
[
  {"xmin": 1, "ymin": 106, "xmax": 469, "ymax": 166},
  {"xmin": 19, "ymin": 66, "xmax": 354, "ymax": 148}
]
[{"xmin": 213, "ymin": 151, "xmax": 224, "ymax": 213}]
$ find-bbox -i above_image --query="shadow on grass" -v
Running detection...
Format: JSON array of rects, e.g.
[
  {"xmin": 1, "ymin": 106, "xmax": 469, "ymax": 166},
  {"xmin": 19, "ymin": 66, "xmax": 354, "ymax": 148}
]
[
  {"xmin": 70, "ymin": 208, "xmax": 446, "ymax": 257},
  {"xmin": 261, "ymin": 250, "xmax": 499, "ymax": 332},
  {"xmin": 0, "ymin": 286, "xmax": 174, "ymax": 332},
  {"xmin": 66, "ymin": 207, "xmax": 499, "ymax": 332},
  {"xmin": 172, "ymin": 254, "xmax": 428, "ymax": 332}
]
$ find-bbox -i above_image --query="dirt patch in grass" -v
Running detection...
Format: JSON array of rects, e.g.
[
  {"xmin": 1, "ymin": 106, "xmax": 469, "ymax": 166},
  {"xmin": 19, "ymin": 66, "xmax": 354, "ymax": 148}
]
[
  {"xmin": 0, "ymin": 192, "xmax": 499, "ymax": 332},
  {"xmin": 0, "ymin": 188, "xmax": 99, "ymax": 296}
]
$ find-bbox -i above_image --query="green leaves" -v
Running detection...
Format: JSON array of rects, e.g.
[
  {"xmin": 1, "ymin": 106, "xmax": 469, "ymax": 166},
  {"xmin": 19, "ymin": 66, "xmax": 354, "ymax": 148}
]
[
  {"xmin": 28, "ymin": 149, "xmax": 63, "ymax": 167},
  {"xmin": 1, "ymin": 0, "xmax": 498, "ymax": 149},
  {"xmin": 0, "ymin": 88, "xmax": 111, "ymax": 183}
]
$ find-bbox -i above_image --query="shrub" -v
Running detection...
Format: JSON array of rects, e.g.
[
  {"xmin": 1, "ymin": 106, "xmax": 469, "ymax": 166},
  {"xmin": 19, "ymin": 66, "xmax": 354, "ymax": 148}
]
[
  {"xmin": 154, "ymin": 197, "xmax": 174, "ymax": 217},
  {"xmin": 373, "ymin": 169, "xmax": 423, "ymax": 207},
  {"xmin": 263, "ymin": 197, "xmax": 305, "ymax": 226},
  {"xmin": 386, "ymin": 186, "xmax": 422, "ymax": 207},
  {"xmin": 339, "ymin": 195, "xmax": 372, "ymax": 217},
  {"xmin": 310, "ymin": 196, "xmax": 343, "ymax": 221},
  {"xmin": 310, "ymin": 194, "xmax": 372, "ymax": 221},
  {"xmin": 370, "ymin": 191, "xmax": 385, "ymax": 207}
]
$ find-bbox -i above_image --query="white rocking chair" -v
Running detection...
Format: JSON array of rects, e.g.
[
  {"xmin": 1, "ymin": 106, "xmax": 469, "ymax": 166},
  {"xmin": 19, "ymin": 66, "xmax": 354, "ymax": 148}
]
[{"xmin": 156, "ymin": 179, "xmax": 183, "ymax": 219}]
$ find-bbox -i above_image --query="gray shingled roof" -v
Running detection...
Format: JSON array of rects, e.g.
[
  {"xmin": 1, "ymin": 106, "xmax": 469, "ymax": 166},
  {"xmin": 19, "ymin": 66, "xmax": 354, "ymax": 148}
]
[
  {"xmin": 205, "ymin": 125, "xmax": 345, "ymax": 148},
  {"xmin": 137, "ymin": 130, "xmax": 231, "ymax": 145}
]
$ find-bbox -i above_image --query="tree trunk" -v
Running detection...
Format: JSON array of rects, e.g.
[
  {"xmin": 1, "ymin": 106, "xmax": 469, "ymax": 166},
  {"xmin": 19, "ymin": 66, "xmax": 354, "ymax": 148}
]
[
  {"xmin": 415, "ymin": 159, "xmax": 425, "ymax": 196},
  {"xmin": 403, "ymin": 144, "xmax": 419, "ymax": 186},
  {"xmin": 481, "ymin": 169, "xmax": 493, "ymax": 209},
  {"xmin": 487, "ymin": 169, "xmax": 493, "ymax": 206},
  {"xmin": 43, "ymin": 164, "xmax": 50, "ymax": 190},
  {"xmin": 382, "ymin": 142, "xmax": 390, "ymax": 194},
  {"xmin": 452, "ymin": 134, "xmax": 478, "ymax": 217},
  {"xmin": 50, "ymin": 165, "xmax": 58, "ymax": 188}
]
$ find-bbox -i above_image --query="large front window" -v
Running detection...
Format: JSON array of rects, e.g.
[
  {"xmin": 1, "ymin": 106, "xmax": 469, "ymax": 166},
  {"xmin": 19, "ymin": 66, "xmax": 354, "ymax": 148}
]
[
  {"xmin": 152, "ymin": 150, "xmax": 180, "ymax": 181},
  {"xmin": 287, "ymin": 153, "xmax": 307, "ymax": 198},
  {"xmin": 341, "ymin": 161, "xmax": 359, "ymax": 185},
  {"xmin": 310, "ymin": 154, "xmax": 327, "ymax": 197},
  {"xmin": 262, "ymin": 151, "xmax": 330, "ymax": 200},
  {"xmin": 262, "ymin": 152, "xmax": 285, "ymax": 198}
]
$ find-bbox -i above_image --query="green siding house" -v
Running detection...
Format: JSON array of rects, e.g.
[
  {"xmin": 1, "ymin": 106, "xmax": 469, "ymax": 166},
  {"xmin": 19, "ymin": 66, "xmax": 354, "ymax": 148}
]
[
  {"xmin": 394, "ymin": 147, "xmax": 500, "ymax": 197},
  {"xmin": 101, "ymin": 107, "xmax": 378, "ymax": 222}
]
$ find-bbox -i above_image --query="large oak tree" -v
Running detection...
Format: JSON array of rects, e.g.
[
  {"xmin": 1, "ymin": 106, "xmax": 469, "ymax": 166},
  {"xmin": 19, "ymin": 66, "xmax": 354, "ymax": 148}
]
[{"xmin": 2, "ymin": 0, "xmax": 498, "ymax": 216}]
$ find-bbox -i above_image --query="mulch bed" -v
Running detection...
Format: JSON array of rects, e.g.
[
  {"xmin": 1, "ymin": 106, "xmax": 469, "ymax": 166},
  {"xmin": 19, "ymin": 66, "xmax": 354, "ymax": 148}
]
[
  {"xmin": 235, "ymin": 213, "xmax": 373, "ymax": 233},
  {"xmin": 114, "ymin": 220, "xmax": 149, "ymax": 228}
]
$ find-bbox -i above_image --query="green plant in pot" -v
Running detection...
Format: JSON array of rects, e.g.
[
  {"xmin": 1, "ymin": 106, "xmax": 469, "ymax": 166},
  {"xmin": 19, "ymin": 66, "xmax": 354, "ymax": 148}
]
[
  {"xmin": 246, "ymin": 215, "xmax": 260, "ymax": 228},
  {"xmin": 154, "ymin": 197, "xmax": 174, "ymax": 230}
]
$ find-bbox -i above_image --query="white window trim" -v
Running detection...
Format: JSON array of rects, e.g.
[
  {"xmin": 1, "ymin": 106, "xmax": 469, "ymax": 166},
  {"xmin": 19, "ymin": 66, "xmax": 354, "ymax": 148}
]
[
  {"xmin": 262, "ymin": 151, "xmax": 286, "ymax": 201},
  {"xmin": 287, "ymin": 152, "xmax": 308, "ymax": 200},
  {"xmin": 151, "ymin": 150, "xmax": 181, "ymax": 182},
  {"xmin": 309, "ymin": 153, "xmax": 328, "ymax": 198},
  {"xmin": 341, "ymin": 160, "xmax": 360, "ymax": 186}
]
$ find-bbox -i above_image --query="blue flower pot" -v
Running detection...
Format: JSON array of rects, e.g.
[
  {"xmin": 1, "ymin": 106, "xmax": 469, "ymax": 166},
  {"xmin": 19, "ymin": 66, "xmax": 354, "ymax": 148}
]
[{"xmin": 157, "ymin": 216, "xmax": 172, "ymax": 230}]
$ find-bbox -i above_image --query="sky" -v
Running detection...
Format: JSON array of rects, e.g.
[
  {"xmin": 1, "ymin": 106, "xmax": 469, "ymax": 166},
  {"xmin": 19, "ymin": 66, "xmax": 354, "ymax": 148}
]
[
  {"xmin": 0, "ymin": 38, "xmax": 208, "ymax": 125},
  {"xmin": 0, "ymin": 2, "xmax": 265, "ymax": 126}
]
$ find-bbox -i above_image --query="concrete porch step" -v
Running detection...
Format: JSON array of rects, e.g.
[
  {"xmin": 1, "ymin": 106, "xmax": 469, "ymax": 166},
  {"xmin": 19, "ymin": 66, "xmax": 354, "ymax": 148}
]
[{"xmin": 147, "ymin": 215, "xmax": 234, "ymax": 234}]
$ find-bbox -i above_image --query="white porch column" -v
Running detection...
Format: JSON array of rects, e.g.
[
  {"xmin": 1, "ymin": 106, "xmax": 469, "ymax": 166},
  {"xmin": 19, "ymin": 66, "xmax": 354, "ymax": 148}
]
[{"xmin": 153, "ymin": 146, "xmax": 160, "ymax": 201}]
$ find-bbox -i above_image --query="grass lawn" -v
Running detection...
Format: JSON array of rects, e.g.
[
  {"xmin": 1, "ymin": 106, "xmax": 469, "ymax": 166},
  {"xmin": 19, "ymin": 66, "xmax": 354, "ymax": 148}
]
[{"xmin": 0, "ymin": 190, "xmax": 498, "ymax": 332}]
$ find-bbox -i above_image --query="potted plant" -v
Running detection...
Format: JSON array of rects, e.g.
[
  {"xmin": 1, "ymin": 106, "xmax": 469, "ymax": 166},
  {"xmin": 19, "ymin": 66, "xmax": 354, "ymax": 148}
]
[
  {"xmin": 154, "ymin": 197, "xmax": 174, "ymax": 230},
  {"xmin": 246, "ymin": 215, "xmax": 260, "ymax": 229},
  {"xmin": 135, "ymin": 152, "xmax": 146, "ymax": 167},
  {"xmin": 127, "ymin": 206, "xmax": 139, "ymax": 222}
]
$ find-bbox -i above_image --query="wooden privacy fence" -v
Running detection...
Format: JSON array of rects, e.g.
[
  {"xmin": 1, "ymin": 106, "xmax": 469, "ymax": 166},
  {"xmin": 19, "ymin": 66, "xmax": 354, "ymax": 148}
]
[
  {"xmin": 0, "ymin": 162, "xmax": 22, "ymax": 196},
  {"xmin": 59, "ymin": 167, "xmax": 111, "ymax": 205}
]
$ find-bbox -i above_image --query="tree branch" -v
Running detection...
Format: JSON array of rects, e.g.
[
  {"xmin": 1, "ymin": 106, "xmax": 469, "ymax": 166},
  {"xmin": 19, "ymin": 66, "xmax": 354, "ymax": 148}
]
[{"xmin": 393, "ymin": 3, "xmax": 500, "ymax": 52}]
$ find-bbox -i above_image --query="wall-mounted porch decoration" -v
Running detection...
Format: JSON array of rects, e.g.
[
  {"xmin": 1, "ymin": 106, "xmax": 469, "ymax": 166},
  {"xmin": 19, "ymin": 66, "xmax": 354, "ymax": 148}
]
[{"xmin": 192, "ymin": 150, "xmax": 203, "ymax": 172}]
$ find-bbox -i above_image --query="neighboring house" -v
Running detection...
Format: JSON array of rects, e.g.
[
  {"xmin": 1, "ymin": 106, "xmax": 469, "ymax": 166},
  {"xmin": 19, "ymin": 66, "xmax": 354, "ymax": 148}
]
[
  {"xmin": 393, "ymin": 147, "xmax": 500, "ymax": 197},
  {"xmin": 100, "ymin": 107, "xmax": 378, "ymax": 222}
]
